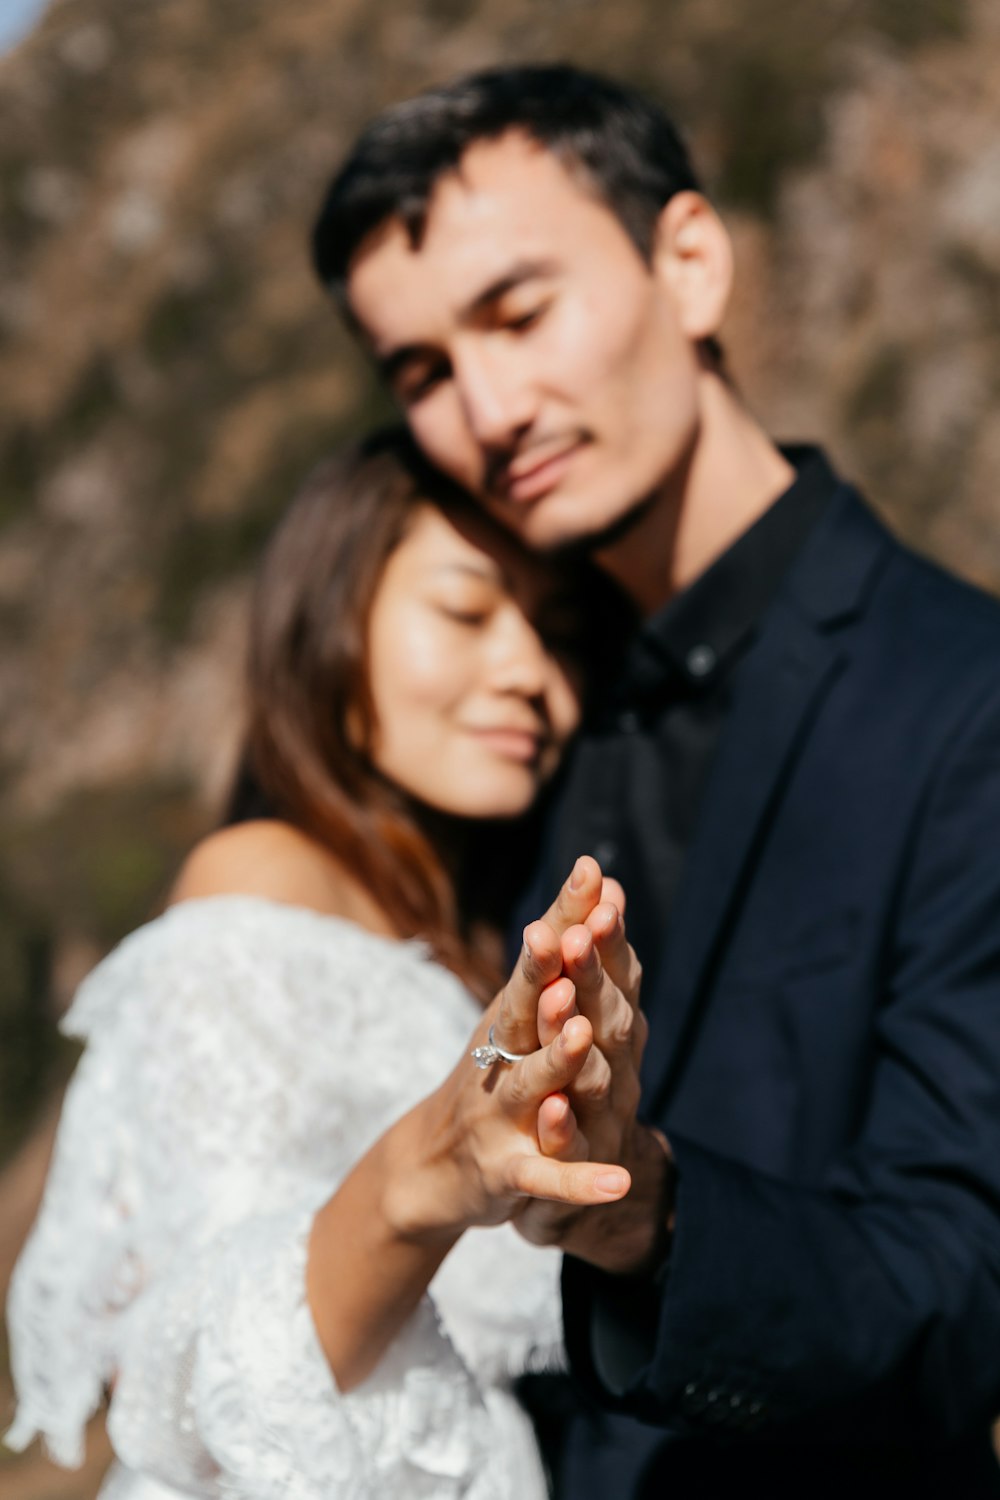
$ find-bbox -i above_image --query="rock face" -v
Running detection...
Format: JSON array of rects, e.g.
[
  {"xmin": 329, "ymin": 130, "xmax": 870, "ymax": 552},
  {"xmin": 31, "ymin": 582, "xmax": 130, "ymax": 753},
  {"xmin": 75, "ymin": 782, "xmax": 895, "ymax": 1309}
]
[{"xmin": 2, "ymin": 0, "xmax": 999, "ymax": 1141}]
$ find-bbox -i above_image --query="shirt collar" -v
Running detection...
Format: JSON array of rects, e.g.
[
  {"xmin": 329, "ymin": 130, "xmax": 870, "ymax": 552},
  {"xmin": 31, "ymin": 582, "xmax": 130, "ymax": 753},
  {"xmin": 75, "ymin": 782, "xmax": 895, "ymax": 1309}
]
[{"xmin": 624, "ymin": 445, "xmax": 840, "ymax": 698}]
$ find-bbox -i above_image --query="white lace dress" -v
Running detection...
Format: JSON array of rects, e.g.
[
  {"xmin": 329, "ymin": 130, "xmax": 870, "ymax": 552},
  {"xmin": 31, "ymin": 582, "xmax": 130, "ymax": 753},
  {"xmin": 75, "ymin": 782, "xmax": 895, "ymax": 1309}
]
[{"xmin": 5, "ymin": 897, "xmax": 564, "ymax": 1500}]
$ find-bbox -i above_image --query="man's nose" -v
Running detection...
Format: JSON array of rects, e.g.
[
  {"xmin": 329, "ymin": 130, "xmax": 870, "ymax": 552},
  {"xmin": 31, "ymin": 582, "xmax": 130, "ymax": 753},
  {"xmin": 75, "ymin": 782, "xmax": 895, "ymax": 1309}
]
[{"xmin": 454, "ymin": 344, "xmax": 535, "ymax": 449}]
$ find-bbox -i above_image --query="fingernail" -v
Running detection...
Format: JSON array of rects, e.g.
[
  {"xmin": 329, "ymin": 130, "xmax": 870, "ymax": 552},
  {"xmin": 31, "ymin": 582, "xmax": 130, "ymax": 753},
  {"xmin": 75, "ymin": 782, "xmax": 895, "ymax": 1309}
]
[
  {"xmin": 568, "ymin": 858, "xmax": 586, "ymax": 891},
  {"xmin": 595, "ymin": 1171, "xmax": 628, "ymax": 1196},
  {"xmin": 574, "ymin": 940, "xmax": 596, "ymax": 971},
  {"xmin": 522, "ymin": 927, "xmax": 535, "ymax": 962}
]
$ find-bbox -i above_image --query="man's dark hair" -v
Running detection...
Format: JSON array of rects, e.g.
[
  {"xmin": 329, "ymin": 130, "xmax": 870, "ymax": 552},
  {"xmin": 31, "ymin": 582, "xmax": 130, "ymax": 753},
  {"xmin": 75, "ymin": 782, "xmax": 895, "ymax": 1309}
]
[{"xmin": 312, "ymin": 63, "xmax": 703, "ymax": 303}]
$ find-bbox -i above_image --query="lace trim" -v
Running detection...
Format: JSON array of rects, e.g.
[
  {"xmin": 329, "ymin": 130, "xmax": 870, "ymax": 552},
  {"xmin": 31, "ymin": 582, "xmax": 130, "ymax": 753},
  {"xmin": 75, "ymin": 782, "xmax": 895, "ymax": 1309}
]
[{"xmin": 5, "ymin": 898, "xmax": 562, "ymax": 1496}]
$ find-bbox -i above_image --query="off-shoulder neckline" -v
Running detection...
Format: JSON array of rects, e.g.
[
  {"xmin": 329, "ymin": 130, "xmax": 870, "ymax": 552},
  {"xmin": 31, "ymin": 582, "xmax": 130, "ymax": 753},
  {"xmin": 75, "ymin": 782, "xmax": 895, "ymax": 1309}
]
[{"xmin": 159, "ymin": 892, "xmax": 416, "ymax": 953}]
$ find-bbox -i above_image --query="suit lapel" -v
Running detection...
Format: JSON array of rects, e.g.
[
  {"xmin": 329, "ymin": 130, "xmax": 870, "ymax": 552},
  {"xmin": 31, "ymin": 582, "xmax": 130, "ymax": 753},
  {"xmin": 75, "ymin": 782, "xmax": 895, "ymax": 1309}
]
[
  {"xmin": 640, "ymin": 487, "xmax": 892, "ymax": 1113},
  {"xmin": 640, "ymin": 619, "xmax": 844, "ymax": 1109}
]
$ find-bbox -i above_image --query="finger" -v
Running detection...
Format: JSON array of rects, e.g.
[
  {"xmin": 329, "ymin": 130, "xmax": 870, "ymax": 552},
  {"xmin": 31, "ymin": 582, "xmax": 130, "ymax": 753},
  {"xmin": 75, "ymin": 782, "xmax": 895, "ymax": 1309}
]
[
  {"xmin": 536, "ymin": 976, "xmax": 576, "ymax": 1047},
  {"xmin": 536, "ymin": 855, "xmax": 606, "ymax": 940},
  {"xmin": 507, "ymin": 1153, "xmax": 630, "ymax": 1205},
  {"xmin": 585, "ymin": 903, "xmax": 642, "ymax": 1012},
  {"xmin": 561, "ymin": 925, "xmax": 638, "ymax": 1069},
  {"xmin": 492, "ymin": 921, "xmax": 563, "ymax": 1056},
  {"xmin": 561, "ymin": 925, "xmax": 618, "ymax": 1033},
  {"xmin": 559, "ymin": 1036, "xmax": 613, "ymax": 1125},
  {"xmin": 600, "ymin": 877, "xmax": 627, "ymax": 915},
  {"xmin": 536, "ymin": 1093, "xmax": 589, "ymax": 1161},
  {"xmin": 502, "ymin": 1014, "xmax": 594, "ymax": 1111}
]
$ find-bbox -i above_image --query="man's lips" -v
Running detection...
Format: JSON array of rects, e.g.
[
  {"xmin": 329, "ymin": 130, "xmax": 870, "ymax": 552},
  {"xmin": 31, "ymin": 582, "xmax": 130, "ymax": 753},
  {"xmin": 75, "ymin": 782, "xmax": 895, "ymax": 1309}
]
[{"xmin": 493, "ymin": 439, "xmax": 586, "ymax": 505}]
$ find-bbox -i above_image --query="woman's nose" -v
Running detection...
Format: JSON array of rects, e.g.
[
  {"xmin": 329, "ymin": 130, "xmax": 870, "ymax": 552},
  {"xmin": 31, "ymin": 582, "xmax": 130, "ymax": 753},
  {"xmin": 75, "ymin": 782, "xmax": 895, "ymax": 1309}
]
[{"xmin": 488, "ymin": 613, "xmax": 551, "ymax": 698}]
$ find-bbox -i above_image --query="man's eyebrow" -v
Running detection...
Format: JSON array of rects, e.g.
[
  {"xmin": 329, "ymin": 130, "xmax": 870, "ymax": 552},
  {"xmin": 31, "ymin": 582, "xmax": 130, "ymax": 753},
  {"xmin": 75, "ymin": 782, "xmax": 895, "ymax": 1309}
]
[
  {"xmin": 461, "ymin": 258, "xmax": 560, "ymax": 319},
  {"xmin": 374, "ymin": 259, "xmax": 560, "ymax": 382}
]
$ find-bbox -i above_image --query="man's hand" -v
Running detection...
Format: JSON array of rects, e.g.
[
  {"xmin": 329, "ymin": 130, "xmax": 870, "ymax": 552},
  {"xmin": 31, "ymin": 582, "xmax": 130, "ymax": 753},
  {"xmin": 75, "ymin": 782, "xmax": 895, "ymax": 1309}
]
[{"xmin": 529, "ymin": 1095, "xmax": 674, "ymax": 1275}]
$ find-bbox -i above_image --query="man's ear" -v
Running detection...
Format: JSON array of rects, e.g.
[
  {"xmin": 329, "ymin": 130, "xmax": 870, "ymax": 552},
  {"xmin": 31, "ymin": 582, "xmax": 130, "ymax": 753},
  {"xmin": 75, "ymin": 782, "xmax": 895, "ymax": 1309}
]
[{"xmin": 652, "ymin": 191, "xmax": 733, "ymax": 341}]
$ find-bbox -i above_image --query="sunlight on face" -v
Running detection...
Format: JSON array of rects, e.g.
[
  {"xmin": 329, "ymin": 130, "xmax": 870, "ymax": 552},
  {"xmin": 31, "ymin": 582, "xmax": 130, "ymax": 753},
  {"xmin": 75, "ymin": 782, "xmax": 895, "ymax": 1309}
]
[
  {"xmin": 366, "ymin": 502, "xmax": 583, "ymax": 818},
  {"xmin": 348, "ymin": 132, "xmax": 706, "ymax": 552}
]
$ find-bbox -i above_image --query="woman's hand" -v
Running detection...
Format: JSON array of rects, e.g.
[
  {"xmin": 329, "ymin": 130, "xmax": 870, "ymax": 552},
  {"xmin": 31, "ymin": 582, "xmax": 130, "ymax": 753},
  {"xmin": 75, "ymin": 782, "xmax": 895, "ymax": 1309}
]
[
  {"xmin": 379, "ymin": 937, "xmax": 632, "ymax": 1245},
  {"xmin": 307, "ymin": 859, "xmax": 640, "ymax": 1393}
]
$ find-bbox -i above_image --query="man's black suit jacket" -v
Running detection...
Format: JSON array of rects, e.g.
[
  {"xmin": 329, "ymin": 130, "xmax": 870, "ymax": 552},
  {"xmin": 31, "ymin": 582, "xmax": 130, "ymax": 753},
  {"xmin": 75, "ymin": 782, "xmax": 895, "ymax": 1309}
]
[{"xmin": 543, "ymin": 481, "xmax": 1000, "ymax": 1496}]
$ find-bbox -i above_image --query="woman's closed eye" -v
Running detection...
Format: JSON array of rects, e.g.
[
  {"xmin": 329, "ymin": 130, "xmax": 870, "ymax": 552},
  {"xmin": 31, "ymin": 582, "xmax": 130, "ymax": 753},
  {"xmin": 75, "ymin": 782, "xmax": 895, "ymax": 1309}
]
[
  {"xmin": 438, "ymin": 604, "xmax": 491, "ymax": 626},
  {"xmin": 429, "ymin": 585, "xmax": 498, "ymax": 627}
]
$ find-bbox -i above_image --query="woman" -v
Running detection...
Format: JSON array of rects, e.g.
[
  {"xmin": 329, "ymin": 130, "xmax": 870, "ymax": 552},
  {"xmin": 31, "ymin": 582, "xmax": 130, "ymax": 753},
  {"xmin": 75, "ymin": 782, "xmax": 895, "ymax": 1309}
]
[{"xmin": 5, "ymin": 429, "xmax": 635, "ymax": 1499}]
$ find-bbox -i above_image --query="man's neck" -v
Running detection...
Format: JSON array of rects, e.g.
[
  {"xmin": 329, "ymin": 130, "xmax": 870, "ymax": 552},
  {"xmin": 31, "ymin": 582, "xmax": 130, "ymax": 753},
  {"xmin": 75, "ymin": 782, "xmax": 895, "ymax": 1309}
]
[{"xmin": 595, "ymin": 375, "xmax": 796, "ymax": 618}]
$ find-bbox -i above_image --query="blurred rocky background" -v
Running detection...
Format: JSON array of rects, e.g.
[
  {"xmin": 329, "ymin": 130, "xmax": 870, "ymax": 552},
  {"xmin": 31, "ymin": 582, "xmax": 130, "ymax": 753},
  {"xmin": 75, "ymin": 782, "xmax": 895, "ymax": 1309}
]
[{"xmin": 1, "ymin": 0, "xmax": 999, "ymax": 1492}]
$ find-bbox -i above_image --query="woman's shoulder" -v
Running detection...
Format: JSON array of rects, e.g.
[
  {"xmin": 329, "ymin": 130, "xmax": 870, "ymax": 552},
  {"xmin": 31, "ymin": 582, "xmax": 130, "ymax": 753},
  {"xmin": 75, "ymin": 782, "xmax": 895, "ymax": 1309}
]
[
  {"xmin": 63, "ymin": 824, "xmax": 444, "ymax": 1044},
  {"xmin": 169, "ymin": 819, "xmax": 397, "ymax": 936}
]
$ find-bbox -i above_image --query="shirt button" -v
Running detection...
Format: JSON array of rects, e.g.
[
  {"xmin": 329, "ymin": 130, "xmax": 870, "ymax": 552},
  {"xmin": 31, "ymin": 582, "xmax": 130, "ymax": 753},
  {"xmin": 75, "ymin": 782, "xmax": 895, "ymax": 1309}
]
[
  {"xmin": 592, "ymin": 839, "xmax": 618, "ymax": 869},
  {"xmin": 685, "ymin": 643, "xmax": 717, "ymax": 678},
  {"xmin": 616, "ymin": 710, "xmax": 641, "ymax": 733}
]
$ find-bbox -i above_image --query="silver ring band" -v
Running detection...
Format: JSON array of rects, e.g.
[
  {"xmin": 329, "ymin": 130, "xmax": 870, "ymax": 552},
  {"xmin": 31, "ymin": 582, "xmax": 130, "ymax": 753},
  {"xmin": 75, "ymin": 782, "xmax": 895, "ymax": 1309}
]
[{"xmin": 470, "ymin": 1023, "xmax": 532, "ymax": 1069}]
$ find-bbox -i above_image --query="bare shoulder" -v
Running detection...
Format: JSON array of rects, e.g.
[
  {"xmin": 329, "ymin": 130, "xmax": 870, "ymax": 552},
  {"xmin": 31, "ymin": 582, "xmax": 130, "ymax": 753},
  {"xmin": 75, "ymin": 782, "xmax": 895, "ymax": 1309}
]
[
  {"xmin": 169, "ymin": 820, "xmax": 311, "ymax": 901},
  {"xmin": 169, "ymin": 820, "xmax": 395, "ymax": 934}
]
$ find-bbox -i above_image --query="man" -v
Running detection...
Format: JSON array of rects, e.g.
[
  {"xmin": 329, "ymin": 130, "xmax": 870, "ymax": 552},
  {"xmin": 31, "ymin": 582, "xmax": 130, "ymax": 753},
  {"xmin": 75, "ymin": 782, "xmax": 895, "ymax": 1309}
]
[{"xmin": 312, "ymin": 66, "xmax": 1000, "ymax": 1494}]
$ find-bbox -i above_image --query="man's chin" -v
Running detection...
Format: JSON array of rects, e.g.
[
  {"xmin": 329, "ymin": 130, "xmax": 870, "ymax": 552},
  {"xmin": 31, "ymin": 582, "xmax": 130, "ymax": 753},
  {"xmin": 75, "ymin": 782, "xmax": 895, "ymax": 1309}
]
[{"xmin": 485, "ymin": 487, "xmax": 657, "ymax": 557}]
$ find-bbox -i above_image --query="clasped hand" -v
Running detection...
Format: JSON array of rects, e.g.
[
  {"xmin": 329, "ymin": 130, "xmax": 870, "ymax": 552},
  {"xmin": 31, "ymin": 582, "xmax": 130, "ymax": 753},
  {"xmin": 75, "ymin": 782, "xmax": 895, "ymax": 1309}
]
[
  {"xmin": 308, "ymin": 857, "xmax": 670, "ymax": 1393},
  {"xmin": 391, "ymin": 858, "xmax": 671, "ymax": 1276},
  {"xmin": 501, "ymin": 856, "xmax": 672, "ymax": 1275}
]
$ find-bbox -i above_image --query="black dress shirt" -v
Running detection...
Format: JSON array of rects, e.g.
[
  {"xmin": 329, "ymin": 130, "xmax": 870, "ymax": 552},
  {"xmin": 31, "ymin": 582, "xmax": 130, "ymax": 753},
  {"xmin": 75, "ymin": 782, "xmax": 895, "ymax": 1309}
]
[
  {"xmin": 518, "ymin": 447, "xmax": 843, "ymax": 1495},
  {"xmin": 550, "ymin": 446, "xmax": 840, "ymax": 986}
]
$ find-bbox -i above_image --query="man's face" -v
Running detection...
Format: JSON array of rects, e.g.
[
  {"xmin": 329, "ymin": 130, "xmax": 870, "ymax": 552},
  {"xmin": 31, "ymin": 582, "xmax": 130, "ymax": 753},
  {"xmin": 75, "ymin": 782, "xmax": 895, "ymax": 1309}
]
[{"xmin": 347, "ymin": 133, "xmax": 709, "ymax": 552}]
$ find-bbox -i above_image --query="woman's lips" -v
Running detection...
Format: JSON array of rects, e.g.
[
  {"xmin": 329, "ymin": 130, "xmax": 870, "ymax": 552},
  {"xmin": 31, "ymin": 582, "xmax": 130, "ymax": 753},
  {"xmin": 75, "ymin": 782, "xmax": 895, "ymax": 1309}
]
[{"xmin": 465, "ymin": 727, "xmax": 545, "ymax": 763}]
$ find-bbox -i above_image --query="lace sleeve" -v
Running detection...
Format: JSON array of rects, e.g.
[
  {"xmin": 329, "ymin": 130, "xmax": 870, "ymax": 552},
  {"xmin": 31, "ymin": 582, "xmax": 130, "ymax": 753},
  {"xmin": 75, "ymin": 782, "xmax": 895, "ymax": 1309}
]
[
  {"xmin": 3, "ymin": 901, "xmax": 506, "ymax": 1497},
  {"xmin": 106, "ymin": 1208, "xmax": 492, "ymax": 1499}
]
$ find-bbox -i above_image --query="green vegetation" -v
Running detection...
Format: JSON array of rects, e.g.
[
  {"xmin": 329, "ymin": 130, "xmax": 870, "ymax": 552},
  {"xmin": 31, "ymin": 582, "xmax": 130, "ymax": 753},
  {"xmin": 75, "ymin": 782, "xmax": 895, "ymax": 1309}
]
[
  {"xmin": 946, "ymin": 244, "xmax": 1000, "ymax": 325},
  {"xmin": 61, "ymin": 354, "xmax": 119, "ymax": 445},
  {"xmin": 1, "ymin": 357, "xmax": 119, "ymax": 527},
  {"xmin": 870, "ymin": 0, "xmax": 966, "ymax": 48},
  {"xmin": 716, "ymin": 52, "xmax": 827, "ymax": 217},
  {"xmin": 0, "ymin": 423, "xmax": 43, "ymax": 527},
  {"xmin": 3, "ymin": 776, "xmax": 205, "ymax": 949},
  {"xmin": 0, "ymin": 899, "xmax": 55, "ymax": 1164},
  {"xmin": 144, "ymin": 258, "xmax": 248, "ymax": 369},
  {"xmin": 155, "ymin": 369, "xmax": 391, "ymax": 642},
  {"xmin": 846, "ymin": 344, "xmax": 908, "ymax": 431}
]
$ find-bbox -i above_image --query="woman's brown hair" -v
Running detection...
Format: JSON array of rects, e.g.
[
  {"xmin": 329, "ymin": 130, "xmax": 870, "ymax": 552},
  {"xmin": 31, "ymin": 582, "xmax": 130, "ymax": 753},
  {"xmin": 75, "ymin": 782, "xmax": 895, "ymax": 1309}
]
[{"xmin": 231, "ymin": 427, "xmax": 630, "ymax": 996}]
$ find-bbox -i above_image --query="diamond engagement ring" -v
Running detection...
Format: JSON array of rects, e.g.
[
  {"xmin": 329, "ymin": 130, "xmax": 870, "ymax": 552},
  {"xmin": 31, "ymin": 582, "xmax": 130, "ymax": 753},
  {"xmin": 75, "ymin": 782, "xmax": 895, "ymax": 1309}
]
[{"xmin": 471, "ymin": 1024, "xmax": 531, "ymax": 1069}]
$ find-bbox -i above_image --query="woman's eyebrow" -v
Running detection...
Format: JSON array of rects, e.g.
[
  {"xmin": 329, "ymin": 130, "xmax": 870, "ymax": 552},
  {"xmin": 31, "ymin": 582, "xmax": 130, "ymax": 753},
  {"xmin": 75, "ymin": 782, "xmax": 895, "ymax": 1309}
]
[{"xmin": 429, "ymin": 561, "xmax": 502, "ymax": 581}]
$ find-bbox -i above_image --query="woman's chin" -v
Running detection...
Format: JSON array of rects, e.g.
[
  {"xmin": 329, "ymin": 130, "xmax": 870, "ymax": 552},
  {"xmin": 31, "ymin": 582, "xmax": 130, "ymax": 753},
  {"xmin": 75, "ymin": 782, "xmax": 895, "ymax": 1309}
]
[{"xmin": 416, "ymin": 767, "xmax": 544, "ymax": 823}]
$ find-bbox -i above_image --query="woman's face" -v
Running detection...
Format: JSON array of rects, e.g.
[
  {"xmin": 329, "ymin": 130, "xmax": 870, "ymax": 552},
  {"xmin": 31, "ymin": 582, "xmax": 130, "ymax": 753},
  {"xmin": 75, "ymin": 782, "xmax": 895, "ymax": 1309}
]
[{"xmin": 366, "ymin": 502, "xmax": 584, "ymax": 819}]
